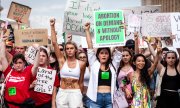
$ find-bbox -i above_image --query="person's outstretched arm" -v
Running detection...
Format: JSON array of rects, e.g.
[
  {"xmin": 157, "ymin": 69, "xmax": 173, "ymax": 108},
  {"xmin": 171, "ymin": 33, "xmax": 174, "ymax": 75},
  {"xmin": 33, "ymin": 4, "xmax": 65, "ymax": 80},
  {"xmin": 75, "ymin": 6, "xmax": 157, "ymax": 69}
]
[
  {"xmin": 84, "ymin": 22, "xmax": 93, "ymax": 49},
  {"xmin": 0, "ymin": 35, "xmax": 8, "ymax": 71},
  {"xmin": 50, "ymin": 19, "xmax": 65, "ymax": 69},
  {"xmin": 31, "ymin": 44, "xmax": 40, "ymax": 76}
]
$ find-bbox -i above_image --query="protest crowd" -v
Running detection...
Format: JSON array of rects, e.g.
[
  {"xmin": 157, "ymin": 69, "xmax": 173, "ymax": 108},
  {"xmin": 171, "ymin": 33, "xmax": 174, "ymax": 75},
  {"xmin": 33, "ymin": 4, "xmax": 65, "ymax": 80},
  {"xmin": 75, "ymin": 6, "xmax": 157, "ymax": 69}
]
[{"xmin": 0, "ymin": 0, "xmax": 180, "ymax": 108}]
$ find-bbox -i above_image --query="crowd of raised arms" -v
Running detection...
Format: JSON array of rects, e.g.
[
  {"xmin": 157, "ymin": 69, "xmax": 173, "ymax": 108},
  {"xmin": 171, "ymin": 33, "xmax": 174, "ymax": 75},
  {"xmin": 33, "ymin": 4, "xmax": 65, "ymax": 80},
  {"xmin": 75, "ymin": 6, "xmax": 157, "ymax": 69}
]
[{"xmin": 0, "ymin": 18, "xmax": 179, "ymax": 108}]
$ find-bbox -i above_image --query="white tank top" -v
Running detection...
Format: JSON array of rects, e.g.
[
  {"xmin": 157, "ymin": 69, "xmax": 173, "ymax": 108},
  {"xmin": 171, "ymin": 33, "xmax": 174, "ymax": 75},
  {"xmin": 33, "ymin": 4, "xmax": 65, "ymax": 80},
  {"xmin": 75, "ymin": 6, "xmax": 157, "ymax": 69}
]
[
  {"xmin": 60, "ymin": 60, "xmax": 81, "ymax": 79},
  {"xmin": 84, "ymin": 67, "xmax": 90, "ymax": 86}
]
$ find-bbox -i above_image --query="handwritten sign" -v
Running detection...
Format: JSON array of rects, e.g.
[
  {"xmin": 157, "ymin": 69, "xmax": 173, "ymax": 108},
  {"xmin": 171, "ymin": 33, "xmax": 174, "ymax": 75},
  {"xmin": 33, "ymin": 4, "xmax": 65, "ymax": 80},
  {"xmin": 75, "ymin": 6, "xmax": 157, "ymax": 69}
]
[
  {"xmin": 122, "ymin": 5, "xmax": 161, "ymax": 40},
  {"xmin": 34, "ymin": 67, "xmax": 56, "ymax": 94},
  {"xmin": 14, "ymin": 29, "xmax": 48, "ymax": 46},
  {"xmin": 25, "ymin": 46, "xmax": 37, "ymax": 64},
  {"xmin": 127, "ymin": 14, "xmax": 141, "ymax": 32},
  {"xmin": 171, "ymin": 13, "xmax": 180, "ymax": 48},
  {"xmin": 7, "ymin": 2, "xmax": 31, "ymax": 23},
  {"xmin": 63, "ymin": 0, "xmax": 100, "ymax": 36},
  {"xmin": 142, "ymin": 13, "xmax": 171, "ymax": 37},
  {"xmin": 94, "ymin": 10, "xmax": 125, "ymax": 48}
]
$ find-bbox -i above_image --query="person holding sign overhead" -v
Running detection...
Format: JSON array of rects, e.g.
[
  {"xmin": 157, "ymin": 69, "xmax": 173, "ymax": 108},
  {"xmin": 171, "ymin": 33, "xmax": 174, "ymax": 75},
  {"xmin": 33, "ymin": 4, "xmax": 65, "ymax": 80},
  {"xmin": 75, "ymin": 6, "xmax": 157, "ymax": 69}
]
[
  {"xmin": 50, "ymin": 19, "xmax": 86, "ymax": 108},
  {"xmin": 0, "ymin": 35, "xmax": 40, "ymax": 108},
  {"xmin": 84, "ymin": 22, "xmax": 122, "ymax": 108}
]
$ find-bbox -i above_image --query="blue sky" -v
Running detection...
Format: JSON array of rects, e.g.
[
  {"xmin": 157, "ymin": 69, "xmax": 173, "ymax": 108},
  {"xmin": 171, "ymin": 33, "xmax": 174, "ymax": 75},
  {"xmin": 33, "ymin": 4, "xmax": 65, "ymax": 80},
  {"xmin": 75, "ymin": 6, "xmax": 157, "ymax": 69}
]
[{"xmin": 1, "ymin": 0, "xmax": 141, "ymax": 44}]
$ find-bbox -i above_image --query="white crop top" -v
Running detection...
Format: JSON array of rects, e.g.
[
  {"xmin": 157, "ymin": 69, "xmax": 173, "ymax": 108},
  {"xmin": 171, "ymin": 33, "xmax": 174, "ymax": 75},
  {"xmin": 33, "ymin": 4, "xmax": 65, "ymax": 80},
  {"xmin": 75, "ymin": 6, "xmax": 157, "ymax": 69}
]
[{"xmin": 60, "ymin": 60, "xmax": 81, "ymax": 79}]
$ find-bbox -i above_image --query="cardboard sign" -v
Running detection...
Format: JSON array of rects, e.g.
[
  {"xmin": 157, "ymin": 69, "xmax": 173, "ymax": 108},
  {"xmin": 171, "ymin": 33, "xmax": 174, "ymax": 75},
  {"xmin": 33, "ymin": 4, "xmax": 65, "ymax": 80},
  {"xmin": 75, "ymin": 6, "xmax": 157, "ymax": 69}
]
[
  {"xmin": 25, "ymin": 46, "xmax": 37, "ymax": 64},
  {"xmin": 171, "ymin": 13, "xmax": 180, "ymax": 48},
  {"xmin": 63, "ymin": 0, "xmax": 100, "ymax": 36},
  {"xmin": 127, "ymin": 14, "xmax": 141, "ymax": 32},
  {"xmin": 34, "ymin": 67, "xmax": 56, "ymax": 94},
  {"xmin": 142, "ymin": 13, "xmax": 171, "ymax": 37},
  {"xmin": 0, "ymin": 29, "xmax": 10, "ymax": 37},
  {"xmin": 14, "ymin": 29, "xmax": 48, "ymax": 47},
  {"xmin": 122, "ymin": 5, "xmax": 161, "ymax": 40},
  {"xmin": 94, "ymin": 10, "xmax": 125, "ymax": 47},
  {"xmin": 7, "ymin": 2, "xmax": 31, "ymax": 23}
]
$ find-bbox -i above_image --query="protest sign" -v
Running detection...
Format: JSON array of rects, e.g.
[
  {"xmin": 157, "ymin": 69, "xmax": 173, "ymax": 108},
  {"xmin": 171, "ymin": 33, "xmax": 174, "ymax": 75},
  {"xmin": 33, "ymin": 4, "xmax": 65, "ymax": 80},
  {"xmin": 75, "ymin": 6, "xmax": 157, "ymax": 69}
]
[
  {"xmin": 14, "ymin": 29, "xmax": 48, "ymax": 46},
  {"xmin": 171, "ymin": 13, "xmax": 180, "ymax": 48},
  {"xmin": 7, "ymin": 2, "xmax": 31, "ymax": 23},
  {"xmin": 161, "ymin": 37, "xmax": 173, "ymax": 47},
  {"xmin": 25, "ymin": 46, "xmax": 37, "ymax": 64},
  {"xmin": 94, "ymin": 10, "xmax": 125, "ymax": 47},
  {"xmin": 121, "ymin": 5, "xmax": 161, "ymax": 40},
  {"xmin": 0, "ymin": 29, "xmax": 10, "ymax": 37},
  {"xmin": 34, "ymin": 67, "xmax": 56, "ymax": 94},
  {"xmin": 138, "ymin": 37, "xmax": 148, "ymax": 48},
  {"xmin": 63, "ymin": 0, "xmax": 100, "ymax": 36},
  {"xmin": 127, "ymin": 14, "xmax": 141, "ymax": 33},
  {"xmin": 142, "ymin": 13, "xmax": 171, "ymax": 37}
]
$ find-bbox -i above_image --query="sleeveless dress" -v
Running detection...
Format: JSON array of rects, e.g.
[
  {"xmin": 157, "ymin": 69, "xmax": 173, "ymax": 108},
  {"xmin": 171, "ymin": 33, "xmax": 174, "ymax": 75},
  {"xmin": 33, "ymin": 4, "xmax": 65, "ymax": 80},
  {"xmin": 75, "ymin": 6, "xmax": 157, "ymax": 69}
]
[{"xmin": 131, "ymin": 75, "xmax": 151, "ymax": 108}]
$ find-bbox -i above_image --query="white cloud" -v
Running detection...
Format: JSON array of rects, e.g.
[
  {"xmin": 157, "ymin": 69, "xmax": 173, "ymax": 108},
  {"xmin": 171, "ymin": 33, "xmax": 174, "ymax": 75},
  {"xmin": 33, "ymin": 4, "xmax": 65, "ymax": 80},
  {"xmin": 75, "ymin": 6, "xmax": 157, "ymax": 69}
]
[{"xmin": 30, "ymin": 15, "xmax": 63, "ymax": 36}]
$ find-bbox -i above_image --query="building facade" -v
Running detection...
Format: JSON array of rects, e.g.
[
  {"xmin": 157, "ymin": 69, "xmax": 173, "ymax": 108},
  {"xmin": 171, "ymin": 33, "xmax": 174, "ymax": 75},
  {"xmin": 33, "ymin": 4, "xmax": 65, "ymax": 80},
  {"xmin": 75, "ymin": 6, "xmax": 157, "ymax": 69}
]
[{"xmin": 141, "ymin": 0, "xmax": 180, "ymax": 12}]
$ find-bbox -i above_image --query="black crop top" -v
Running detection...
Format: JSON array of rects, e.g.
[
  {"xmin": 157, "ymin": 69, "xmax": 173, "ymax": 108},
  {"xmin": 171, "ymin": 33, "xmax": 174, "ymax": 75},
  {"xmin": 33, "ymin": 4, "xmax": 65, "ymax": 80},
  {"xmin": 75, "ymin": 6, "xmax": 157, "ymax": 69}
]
[
  {"xmin": 98, "ymin": 69, "xmax": 111, "ymax": 86},
  {"xmin": 161, "ymin": 67, "xmax": 180, "ymax": 91}
]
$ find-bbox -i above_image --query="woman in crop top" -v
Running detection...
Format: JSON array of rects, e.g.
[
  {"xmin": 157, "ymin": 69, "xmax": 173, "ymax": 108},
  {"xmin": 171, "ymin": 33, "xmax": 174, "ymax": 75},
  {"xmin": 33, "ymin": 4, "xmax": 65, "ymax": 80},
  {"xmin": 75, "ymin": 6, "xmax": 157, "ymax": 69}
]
[
  {"xmin": 156, "ymin": 50, "xmax": 180, "ymax": 108},
  {"xmin": 85, "ymin": 23, "xmax": 122, "ymax": 108},
  {"xmin": 117, "ymin": 48, "xmax": 134, "ymax": 106},
  {"xmin": 50, "ymin": 19, "xmax": 86, "ymax": 108}
]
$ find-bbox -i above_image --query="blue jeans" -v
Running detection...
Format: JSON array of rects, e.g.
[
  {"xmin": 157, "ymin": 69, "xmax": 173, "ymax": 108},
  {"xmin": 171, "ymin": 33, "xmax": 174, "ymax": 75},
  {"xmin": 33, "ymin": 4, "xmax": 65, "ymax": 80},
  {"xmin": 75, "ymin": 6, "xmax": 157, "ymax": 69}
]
[
  {"xmin": 83, "ymin": 95, "xmax": 91, "ymax": 108},
  {"xmin": 90, "ymin": 92, "xmax": 112, "ymax": 108}
]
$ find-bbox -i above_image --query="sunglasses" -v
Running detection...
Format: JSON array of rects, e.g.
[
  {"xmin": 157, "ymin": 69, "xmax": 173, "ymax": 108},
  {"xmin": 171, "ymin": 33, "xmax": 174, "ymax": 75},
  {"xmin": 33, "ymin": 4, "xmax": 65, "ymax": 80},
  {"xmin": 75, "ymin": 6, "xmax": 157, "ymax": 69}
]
[
  {"xmin": 79, "ymin": 56, "xmax": 87, "ymax": 59},
  {"xmin": 60, "ymin": 48, "xmax": 64, "ymax": 51}
]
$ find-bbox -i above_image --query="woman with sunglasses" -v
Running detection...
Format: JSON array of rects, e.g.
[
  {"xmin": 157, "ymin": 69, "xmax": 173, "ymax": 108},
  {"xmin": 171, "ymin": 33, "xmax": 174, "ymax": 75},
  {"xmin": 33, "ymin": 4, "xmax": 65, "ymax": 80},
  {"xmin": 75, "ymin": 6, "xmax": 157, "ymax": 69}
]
[
  {"xmin": 85, "ymin": 22, "xmax": 122, "ymax": 108},
  {"xmin": 50, "ymin": 19, "xmax": 86, "ymax": 108},
  {"xmin": 156, "ymin": 49, "xmax": 180, "ymax": 108},
  {"xmin": 78, "ymin": 51, "xmax": 91, "ymax": 108}
]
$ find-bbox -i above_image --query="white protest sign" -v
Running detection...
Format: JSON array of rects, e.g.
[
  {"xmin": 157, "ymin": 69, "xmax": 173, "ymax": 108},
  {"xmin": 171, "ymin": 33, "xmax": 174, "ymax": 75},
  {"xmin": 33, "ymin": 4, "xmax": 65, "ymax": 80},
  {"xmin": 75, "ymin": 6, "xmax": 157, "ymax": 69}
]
[
  {"xmin": 127, "ymin": 14, "xmax": 141, "ymax": 32},
  {"xmin": 138, "ymin": 37, "xmax": 148, "ymax": 48},
  {"xmin": 25, "ymin": 46, "xmax": 37, "ymax": 64},
  {"xmin": 63, "ymin": 0, "xmax": 100, "ymax": 36},
  {"xmin": 34, "ymin": 67, "xmax": 56, "ymax": 94},
  {"xmin": 171, "ymin": 13, "xmax": 180, "ymax": 48},
  {"xmin": 121, "ymin": 5, "xmax": 161, "ymax": 40},
  {"xmin": 142, "ymin": 13, "xmax": 171, "ymax": 37}
]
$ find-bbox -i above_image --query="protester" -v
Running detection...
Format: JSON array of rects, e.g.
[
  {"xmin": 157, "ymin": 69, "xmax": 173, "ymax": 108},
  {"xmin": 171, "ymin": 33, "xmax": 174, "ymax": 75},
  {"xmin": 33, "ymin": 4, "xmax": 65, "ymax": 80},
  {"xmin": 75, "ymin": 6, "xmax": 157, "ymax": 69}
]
[
  {"xmin": 78, "ymin": 51, "xmax": 91, "ymax": 108},
  {"xmin": 30, "ymin": 47, "xmax": 60, "ymax": 108},
  {"xmin": 84, "ymin": 22, "xmax": 122, "ymax": 108},
  {"xmin": 0, "ymin": 35, "xmax": 40, "ymax": 108},
  {"xmin": 156, "ymin": 49, "xmax": 180, "ymax": 108},
  {"xmin": 117, "ymin": 48, "xmax": 134, "ymax": 106},
  {"xmin": 129, "ymin": 46, "xmax": 161, "ymax": 108},
  {"xmin": 50, "ymin": 19, "xmax": 86, "ymax": 108}
]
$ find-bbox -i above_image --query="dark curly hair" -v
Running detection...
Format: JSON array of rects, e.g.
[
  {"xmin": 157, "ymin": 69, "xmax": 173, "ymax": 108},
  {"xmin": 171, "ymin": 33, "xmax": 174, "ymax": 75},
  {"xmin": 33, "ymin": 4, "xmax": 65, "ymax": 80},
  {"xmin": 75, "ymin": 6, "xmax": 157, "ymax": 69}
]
[{"xmin": 133, "ymin": 54, "xmax": 151, "ymax": 87}]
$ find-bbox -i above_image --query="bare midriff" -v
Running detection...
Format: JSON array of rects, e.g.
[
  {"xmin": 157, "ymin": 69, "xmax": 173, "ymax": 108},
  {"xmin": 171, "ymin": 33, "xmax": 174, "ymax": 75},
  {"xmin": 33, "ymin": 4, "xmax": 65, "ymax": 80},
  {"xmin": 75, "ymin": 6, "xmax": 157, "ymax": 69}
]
[
  {"xmin": 60, "ymin": 78, "xmax": 80, "ymax": 89},
  {"xmin": 98, "ymin": 86, "xmax": 111, "ymax": 93}
]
